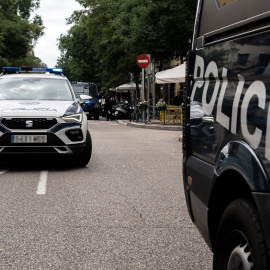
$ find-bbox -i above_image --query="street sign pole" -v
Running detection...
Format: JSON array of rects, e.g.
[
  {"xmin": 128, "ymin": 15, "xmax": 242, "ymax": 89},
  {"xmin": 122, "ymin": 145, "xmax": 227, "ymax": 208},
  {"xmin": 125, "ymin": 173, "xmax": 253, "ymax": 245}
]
[
  {"xmin": 146, "ymin": 54, "xmax": 151, "ymax": 123},
  {"xmin": 152, "ymin": 59, "xmax": 156, "ymax": 119},
  {"xmin": 136, "ymin": 54, "xmax": 150, "ymax": 123},
  {"xmin": 141, "ymin": 68, "xmax": 144, "ymax": 101},
  {"xmin": 141, "ymin": 68, "xmax": 145, "ymax": 122}
]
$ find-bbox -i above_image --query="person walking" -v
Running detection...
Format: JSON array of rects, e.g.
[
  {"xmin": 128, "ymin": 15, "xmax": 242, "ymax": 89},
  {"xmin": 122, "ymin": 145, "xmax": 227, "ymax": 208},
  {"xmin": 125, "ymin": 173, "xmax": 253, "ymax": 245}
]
[{"xmin": 104, "ymin": 91, "xmax": 112, "ymax": 121}]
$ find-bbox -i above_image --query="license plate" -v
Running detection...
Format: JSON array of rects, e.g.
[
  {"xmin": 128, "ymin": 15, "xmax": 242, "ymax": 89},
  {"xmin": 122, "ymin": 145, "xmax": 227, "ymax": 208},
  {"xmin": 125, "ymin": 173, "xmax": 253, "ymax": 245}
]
[{"xmin": 11, "ymin": 135, "xmax": 47, "ymax": 143}]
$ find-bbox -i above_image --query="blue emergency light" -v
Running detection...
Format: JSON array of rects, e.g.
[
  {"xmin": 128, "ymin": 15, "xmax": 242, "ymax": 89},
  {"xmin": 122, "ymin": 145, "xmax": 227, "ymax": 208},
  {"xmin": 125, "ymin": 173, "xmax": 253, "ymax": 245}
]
[
  {"xmin": 2, "ymin": 67, "xmax": 63, "ymax": 74},
  {"xmin": 2, "ymin": 67, "xmax": 21, "ymax": 73},
  {"xmin": 46, "ymin": 68, "xmax": 63, "ymax": 74}
]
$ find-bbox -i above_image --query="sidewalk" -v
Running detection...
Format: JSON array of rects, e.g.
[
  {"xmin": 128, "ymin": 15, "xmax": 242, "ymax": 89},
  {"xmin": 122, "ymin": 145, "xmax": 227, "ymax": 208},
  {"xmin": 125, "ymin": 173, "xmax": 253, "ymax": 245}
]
[{"xmin": 118, "ymin": 119, "xmax": 182, "ymax": 131}]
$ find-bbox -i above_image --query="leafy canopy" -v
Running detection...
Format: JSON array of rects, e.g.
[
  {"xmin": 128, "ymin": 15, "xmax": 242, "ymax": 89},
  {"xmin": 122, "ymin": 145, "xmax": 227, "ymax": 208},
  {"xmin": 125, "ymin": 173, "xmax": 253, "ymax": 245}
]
[
  {"xmin": 58, "ymin": 0, "xmax": 197, "ymax": 90},
  {"xmin": 0, "ymin": 0, "xmax": 45, "ymax": 67}
]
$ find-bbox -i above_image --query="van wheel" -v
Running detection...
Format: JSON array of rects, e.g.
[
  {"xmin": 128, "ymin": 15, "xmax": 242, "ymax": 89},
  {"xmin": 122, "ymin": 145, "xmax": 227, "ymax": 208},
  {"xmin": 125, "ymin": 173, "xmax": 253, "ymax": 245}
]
[
  {"xmin": 74, "ymin": 131, "xmax": 92, "ymax": 167},
  {"xmin": 213, "ymin": 199, "xmax": 270, "ymax": 270}
]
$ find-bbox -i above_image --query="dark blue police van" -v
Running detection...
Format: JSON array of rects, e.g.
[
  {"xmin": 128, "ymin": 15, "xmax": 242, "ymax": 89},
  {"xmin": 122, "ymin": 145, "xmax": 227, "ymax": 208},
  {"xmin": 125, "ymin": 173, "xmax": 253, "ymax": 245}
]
[
  {"xmin": 183, "ymin": 0, "xmax": 270, "ymax": 269},
  {"xmin": 71, "ymin": 82, "xmax": 101, "ymax": 120}
]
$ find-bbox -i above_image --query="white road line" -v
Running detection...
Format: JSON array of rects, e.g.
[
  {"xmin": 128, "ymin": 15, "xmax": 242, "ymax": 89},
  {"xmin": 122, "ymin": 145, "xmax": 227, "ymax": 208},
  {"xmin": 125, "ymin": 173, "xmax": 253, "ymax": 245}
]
[{"xmin": 36, "ymin": 171, "xmax": 48, "ymax": 195}]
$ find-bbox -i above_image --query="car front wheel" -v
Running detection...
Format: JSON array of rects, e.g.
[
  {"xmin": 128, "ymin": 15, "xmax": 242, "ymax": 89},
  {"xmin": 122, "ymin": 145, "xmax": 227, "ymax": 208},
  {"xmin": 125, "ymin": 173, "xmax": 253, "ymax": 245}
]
[
  {"xmin": 73, "ymin": 130, "xmax": 92, "ymax": 167},
  {"xmin": 213, "ymin": 199, "xmax": 270, "ymax": 270}
]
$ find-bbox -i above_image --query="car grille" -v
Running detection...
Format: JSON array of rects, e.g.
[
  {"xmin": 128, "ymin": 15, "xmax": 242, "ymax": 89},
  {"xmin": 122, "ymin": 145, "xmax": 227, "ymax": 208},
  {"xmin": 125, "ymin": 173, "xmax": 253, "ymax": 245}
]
[
  {"xmin": 0, "ymin": 133, "xmax": 65, "ymax": 146},
  {"xmin": 1, "ymin": 118, "xmax": 58, "ymax": 130}
]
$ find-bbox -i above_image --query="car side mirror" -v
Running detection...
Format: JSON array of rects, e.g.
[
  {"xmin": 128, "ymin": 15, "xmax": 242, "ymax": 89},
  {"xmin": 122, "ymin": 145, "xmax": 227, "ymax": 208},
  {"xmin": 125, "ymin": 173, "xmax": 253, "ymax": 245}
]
[{"xmin": 80, "ymin": 94, "xmax": 92, "ymax": 102}]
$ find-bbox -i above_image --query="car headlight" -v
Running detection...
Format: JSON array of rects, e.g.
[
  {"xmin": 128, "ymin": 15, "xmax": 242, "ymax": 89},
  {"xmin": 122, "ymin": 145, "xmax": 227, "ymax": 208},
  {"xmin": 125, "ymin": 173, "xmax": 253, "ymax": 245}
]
[{"xmin": 62, "ymin": 113, "xmax": 82, "ymax": 123}]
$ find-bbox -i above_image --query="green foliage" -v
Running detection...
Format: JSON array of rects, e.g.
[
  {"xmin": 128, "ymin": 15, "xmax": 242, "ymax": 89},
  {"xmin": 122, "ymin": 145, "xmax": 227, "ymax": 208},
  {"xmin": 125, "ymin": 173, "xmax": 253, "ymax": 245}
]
[
  {"xmin": 57, "ymin": 24, "xmax": 96, "ymax": 82},
  {"xmin": 0, "ymin": 0, "xmax": 44, "ymax": 67},
  {"xmin": 58, "ymin": 0, "xmax": 197, "ymax": 89},
  {"xmin": 12, "ymin": 54, "xmax": 47, "ymax": 67}
]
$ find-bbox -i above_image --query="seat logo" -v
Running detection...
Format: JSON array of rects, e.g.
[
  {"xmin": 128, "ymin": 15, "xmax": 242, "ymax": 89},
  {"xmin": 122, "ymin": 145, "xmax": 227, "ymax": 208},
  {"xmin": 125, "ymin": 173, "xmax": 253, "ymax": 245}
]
[{"xmin": 26, "ymin": 120, "xmax": 33, "ymax": 128}]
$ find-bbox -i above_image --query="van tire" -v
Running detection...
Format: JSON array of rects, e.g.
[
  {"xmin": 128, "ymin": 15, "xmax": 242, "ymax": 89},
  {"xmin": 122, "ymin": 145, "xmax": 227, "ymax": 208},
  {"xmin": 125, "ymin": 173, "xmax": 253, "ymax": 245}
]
[{"xmin": 213, "ymin": 199, "xmax": 270, "ymax": 270}]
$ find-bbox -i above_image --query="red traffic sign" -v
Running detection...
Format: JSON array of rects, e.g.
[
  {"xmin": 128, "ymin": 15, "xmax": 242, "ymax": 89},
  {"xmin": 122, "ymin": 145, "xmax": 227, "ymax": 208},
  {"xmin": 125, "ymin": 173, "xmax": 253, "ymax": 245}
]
[{"xmin": 136, "ymin": 54, "xmax": 150, "ymax": 68}]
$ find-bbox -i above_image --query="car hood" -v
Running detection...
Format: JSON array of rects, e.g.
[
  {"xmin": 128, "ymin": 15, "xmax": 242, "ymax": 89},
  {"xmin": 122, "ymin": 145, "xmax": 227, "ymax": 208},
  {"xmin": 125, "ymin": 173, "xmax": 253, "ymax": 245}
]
[{"xmin": 0, "ymin": 100, "xmax": 80, "ymax": 117}]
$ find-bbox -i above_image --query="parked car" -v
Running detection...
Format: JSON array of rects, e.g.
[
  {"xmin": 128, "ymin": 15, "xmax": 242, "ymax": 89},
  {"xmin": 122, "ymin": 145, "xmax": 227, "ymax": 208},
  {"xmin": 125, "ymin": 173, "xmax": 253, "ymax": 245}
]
[
  {"xmin": 71, "ymin": 81, "xmax": 101, "ymax": 120},
  {"xmin": 0, "ymin": 67, "xmax": 92, "ymax": 167}
]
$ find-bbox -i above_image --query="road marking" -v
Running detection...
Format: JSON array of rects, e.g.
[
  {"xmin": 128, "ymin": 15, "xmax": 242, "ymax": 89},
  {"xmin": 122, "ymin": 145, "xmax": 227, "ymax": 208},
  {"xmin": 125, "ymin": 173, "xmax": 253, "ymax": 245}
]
[{"xmin": 36, "ymin": 171, "xmax": 48, "ymax": 195}]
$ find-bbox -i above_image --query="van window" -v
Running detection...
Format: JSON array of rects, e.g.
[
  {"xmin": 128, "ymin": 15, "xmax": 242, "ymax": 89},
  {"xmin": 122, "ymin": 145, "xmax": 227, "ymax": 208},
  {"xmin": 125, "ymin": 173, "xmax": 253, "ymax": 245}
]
[
  {"xmin": 217, "ymin": 0, "xmax": 238, "ymax": 8},
  {"xmin": 199, "ymin": 0, "xmax": 270, "ymax": 44}
]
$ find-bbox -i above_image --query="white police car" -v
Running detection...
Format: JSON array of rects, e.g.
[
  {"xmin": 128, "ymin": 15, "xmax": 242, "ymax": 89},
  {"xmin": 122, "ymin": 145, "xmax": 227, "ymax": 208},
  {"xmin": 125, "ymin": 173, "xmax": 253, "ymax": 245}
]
[{"xmin": 0, "ymin": 67, "xmax": 92, "ymax": 166}]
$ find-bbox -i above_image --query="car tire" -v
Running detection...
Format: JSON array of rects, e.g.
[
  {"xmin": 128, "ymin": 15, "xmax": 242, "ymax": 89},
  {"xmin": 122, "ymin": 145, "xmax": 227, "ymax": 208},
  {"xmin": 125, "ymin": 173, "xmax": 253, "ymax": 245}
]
[
  {"xmin": 94, "ymin": 115, "xmax": 99, "ymax": 120},
  {"xmin": 213, "ymin": 199, "xmax": 270, "ymax": 270},
  {"xmin": 73, "ymin": 130, "xmax": 92, "ymax": 167}
]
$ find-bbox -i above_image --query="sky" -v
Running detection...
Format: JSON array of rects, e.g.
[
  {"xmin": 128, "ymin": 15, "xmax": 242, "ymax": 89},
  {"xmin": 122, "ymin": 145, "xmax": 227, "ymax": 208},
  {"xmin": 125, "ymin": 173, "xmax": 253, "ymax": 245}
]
[{"xmin": 34, "ymin": 0, "xmax": 82, "ymax": 67}]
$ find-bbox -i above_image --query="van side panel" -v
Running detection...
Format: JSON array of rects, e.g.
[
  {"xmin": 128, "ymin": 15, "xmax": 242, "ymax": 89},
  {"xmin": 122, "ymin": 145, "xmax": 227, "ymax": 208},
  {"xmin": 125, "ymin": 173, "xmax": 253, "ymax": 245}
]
[
  {"xmin": 199, "ymin": 0, "xmax": 270, "ymax": 37},
  {"xmin": 216, "ymin": 141, "xmax": 270, "ymax": 191},
  {"xmin": 185, "ymin": 156, "xmax": 216, "ymax": 248},
  {"xmin": 183, "ymin": 0, "xmax": 270, "ymax": 259},
  {"xmin": 190, "ymin": 30, "xmax": 270, "ymax": 179}
]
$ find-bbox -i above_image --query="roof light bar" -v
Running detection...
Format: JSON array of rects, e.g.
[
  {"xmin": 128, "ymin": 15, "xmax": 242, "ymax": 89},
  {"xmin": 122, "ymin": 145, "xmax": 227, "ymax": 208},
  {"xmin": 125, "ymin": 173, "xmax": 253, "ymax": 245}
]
[
  {"xmin": 71, "ymin": 81, "xmax": 95, "ymax": 85},
  {"xmin": 32, "ymin": 68, "xmax": 47, "ymax": 72},
  {"xmin": 2, "ymin": 67, "xmax": 21, "ymax": 73},
  {"xmin": 2, "ymin": 67, "xmax": 63, "ymax": 74},
  {"xmin": 21, "ymin": 66, "xmax": 33, "ymax": 72},
  {"xmin": 46, "ymin": 68, "xmax": 63, "ymax": 74}
]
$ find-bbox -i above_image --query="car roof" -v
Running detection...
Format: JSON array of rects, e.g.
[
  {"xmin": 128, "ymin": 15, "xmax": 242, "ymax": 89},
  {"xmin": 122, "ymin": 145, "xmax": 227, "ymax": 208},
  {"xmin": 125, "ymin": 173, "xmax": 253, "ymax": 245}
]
[{"xmin": 0, "ymin": 73, "xmax": 67, "ymax": 80}]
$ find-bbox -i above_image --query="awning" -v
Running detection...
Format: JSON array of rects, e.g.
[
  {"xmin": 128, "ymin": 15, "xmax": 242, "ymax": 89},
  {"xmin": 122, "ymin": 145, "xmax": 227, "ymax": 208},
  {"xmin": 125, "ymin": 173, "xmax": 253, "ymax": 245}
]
[
  {"xmin": 155, "ymin": 63, "xmax": 186, "ymax": 84},
  {"xmin": 116, "ymin": 83, "xmax": 142, "ymax": 92}
]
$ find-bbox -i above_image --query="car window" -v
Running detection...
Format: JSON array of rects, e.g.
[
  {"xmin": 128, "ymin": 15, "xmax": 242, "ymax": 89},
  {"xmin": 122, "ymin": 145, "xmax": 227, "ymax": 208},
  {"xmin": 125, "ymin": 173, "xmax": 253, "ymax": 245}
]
[
  {"xmin": 72, "ymin": 84, "xmax": 98, "ymax": 98},
  {"xmin": 72, "ymin": 85, "xmax": 89, "ymax": 97},
  {"xmin": 0, "ymin": 77, "xmax": 74, "ymax": 101}
]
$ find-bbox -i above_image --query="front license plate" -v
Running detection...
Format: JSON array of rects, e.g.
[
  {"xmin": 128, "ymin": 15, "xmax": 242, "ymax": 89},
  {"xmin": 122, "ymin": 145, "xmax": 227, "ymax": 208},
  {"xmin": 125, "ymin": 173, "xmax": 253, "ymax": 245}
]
[{"xmin": 11, "ymin": 135, "xmax": 47, "ymax": 143}]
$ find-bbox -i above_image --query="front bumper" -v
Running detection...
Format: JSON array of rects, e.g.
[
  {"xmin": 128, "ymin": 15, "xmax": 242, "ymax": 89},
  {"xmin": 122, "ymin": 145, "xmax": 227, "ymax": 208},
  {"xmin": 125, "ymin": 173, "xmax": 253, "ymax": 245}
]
[{"xmin": 0, "ymin": 116, "xmax": 88, "ymax": 155}]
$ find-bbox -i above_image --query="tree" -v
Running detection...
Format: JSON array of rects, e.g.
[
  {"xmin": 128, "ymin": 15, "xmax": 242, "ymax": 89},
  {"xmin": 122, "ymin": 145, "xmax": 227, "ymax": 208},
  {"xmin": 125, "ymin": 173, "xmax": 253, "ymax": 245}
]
[
  {"xmin": 57, "ymin": 24, "xmax": 96, "ymax": 82},
  {"xmin": 59, "ymin": 0, "xmax": 197, "ymax": 89},
  {"xmin": 12, "ymin": 54, "xmax": 47, "ymax": 67},
  {"xmin": 0, "ymin": 0, "xmax": 44, "ymax": 67}
]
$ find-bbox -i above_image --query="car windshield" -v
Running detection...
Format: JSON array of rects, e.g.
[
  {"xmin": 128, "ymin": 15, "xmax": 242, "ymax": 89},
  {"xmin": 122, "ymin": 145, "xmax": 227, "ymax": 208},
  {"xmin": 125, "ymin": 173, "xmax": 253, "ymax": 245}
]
[
  {"xmin": 0, "ymin": 77, "xmax": 74, "ymax": 101},
  {"xmin": 72, "ymin": 84, "xmax": 98, "ymax": 98}
]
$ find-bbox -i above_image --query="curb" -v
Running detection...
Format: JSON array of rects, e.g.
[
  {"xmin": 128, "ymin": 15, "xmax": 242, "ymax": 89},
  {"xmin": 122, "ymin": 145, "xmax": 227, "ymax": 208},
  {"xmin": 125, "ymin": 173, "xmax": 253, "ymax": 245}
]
[{"xmin": 118, "ymin": 120, "xmax": 182, "ymax": 131}]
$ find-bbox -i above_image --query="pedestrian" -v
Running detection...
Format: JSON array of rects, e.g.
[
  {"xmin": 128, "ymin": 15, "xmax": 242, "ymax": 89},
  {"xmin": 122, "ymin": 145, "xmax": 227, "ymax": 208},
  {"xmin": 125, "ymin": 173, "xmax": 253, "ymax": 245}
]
[
  {"xmin": 173, "ymin": 91, "xmax": 183, "ymax": 106},
  {"xmin": 104, "ymin": 91, "xmax": 112, "ymax": 121}
]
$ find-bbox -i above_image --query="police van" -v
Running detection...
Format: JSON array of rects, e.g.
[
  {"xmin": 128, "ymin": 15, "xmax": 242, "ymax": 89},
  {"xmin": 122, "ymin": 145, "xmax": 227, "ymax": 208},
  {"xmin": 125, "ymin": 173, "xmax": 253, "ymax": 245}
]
[
  {"xmin": 71, "ymin": 82, "xmax": 101, "ymax": 120},
  {"xmin": 183, "ymin": 0, "xmax": 270, "ymax": 268}
]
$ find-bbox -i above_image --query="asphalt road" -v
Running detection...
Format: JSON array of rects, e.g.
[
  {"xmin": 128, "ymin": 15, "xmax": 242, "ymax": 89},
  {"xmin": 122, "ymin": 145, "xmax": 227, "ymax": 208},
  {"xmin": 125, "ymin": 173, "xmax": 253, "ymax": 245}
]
[{"xmin": 0, "ymin": 118, "xmax": 212, "ymax": 269}]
